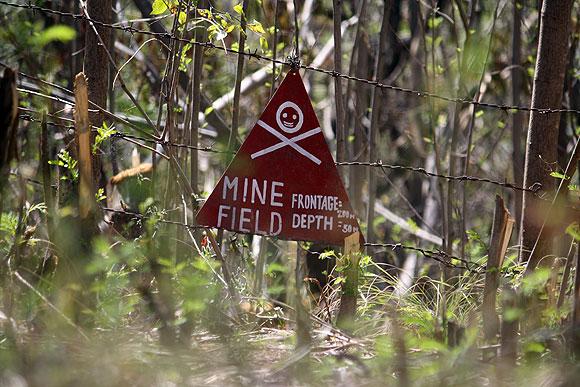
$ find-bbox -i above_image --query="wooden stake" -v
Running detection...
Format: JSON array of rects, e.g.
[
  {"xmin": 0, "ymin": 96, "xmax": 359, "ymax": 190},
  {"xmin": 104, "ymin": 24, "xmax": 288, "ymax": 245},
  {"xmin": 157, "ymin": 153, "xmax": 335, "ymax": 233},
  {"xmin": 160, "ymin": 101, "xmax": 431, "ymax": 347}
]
[
  {"xmin": 571, "ymin": 243, "xmax": 580, "ymax": 355},
  {"xmin": 207, "ymin": 231, "xmax": 240, "ymax": 308},
  {"xmin": 558, "ymin": 242, "xmax": 577, "ymax": 309},
  {"xmin": 74, "ymin": 73, "xmax": 94, "ymax": 220},
  {"xmin": 483, "ymin": 195, "xmax": 514, "ymax": 341},
  {"xmin": 40, "ymin": 112, "xmax": 55, "ymax": 240},
  {"xmin": 295, "ymin": 242, "xmax": 312, "ymax": 349},
  {"xmin": 337, "ymin": 232, "xmax": 361, "ymax": 330},
  {"xmin": 500, "ymin": 286, "xmax": 518, "ymax": 366}
]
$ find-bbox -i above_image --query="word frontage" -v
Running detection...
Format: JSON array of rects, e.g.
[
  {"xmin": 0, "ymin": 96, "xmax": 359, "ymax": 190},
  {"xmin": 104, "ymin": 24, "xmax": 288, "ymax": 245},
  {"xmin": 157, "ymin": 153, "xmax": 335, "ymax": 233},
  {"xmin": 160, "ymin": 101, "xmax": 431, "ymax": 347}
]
[{"xmin": 196, "ymin": 70, "xmax": 362, "ymax": 246}]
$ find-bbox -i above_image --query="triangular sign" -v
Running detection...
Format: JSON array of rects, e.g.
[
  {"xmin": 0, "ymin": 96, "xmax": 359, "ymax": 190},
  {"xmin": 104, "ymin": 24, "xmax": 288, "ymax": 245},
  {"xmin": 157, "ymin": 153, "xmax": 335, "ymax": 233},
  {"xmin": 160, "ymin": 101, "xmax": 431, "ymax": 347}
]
[{"xmin": 196, "ymin": 70, "xmax": 362, "ymax": 246}]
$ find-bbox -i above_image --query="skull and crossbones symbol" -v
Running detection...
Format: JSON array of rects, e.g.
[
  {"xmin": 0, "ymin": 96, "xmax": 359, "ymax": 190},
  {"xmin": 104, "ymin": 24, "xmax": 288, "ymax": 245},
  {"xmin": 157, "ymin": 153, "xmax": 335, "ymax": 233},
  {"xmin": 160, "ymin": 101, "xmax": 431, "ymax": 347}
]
[{"xmin": 251, "ymin": 101, "xmax": 322, "ymax": 165}]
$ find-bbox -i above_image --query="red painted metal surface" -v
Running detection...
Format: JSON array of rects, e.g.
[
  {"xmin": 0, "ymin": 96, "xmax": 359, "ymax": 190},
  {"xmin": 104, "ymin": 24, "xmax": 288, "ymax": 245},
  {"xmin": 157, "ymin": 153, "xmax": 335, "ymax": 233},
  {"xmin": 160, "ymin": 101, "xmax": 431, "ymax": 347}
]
[{"xmin": 196, "ymin": 70, "xmax": 362, "ymax": 246}]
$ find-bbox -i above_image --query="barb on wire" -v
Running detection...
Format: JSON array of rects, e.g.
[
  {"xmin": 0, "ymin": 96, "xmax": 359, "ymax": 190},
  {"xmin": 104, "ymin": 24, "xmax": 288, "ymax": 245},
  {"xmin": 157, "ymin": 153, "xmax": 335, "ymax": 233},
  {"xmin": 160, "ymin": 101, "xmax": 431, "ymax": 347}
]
[
  {"xmin": 18, "ymin": 110, "xmax": 230, "ymax": 155},
  {"xmin": 288, "ymin": 0, "xmax": 300, "ymax": 68},
  {"xmin": 101, "ymin": 207, "xmax": 207, "ymax": 230},
  {"xmin": 111, "ymin": 132, "xmax": 233, "ymax": 154},
  {"xmin": 337, "ymin": 160, "xmax": 541, "ymax": 193},
  {"xmin": 3, "ymin": 0, "xmax": 580, "ymax": 115},
  {"xmin": 363, "ymin": 242, "xmax": 484, "ymax": 274}
]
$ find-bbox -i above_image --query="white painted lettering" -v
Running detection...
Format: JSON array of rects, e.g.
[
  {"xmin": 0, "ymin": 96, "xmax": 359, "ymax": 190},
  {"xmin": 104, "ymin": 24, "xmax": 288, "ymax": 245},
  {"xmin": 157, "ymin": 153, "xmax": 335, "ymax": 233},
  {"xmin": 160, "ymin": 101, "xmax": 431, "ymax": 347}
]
[
  {"xmin": 239, "ymin": 208, "xmax": 251, "ymax": 232},
  {"xmin": 231, "ymin": 206, "xmax": 237, "ymax": 229},
  {"xmin": 217, "ymin": 205, "xmax": 230, "ymax": 228},
  {"xmin": 271, "ymin": 181, "xmax": 284, "ymax": 207},
  {"xmin": 292, "ymin": 213, "xmax": 300, "ymax": 228},
  {"xmin": 252, "ymin": 179, "xmax": 267, "ymax": 204},
  {"xmin": 254, "ymin": 210, "xmax": 267, "ymax": 234},
  {"xmin": 243, "ymin": 177, "xmax": 249, "ymax": 202},
  {"xmin": 270, "ymin": 212, "xmax": 282, "ymax": 235},
  {"xmin": 324, "ymin": 216, "xmax": 333, "ymax": 230},
  {"xmin": 222, "ymin": 176, "xmax": 238, "ymax": 201}
]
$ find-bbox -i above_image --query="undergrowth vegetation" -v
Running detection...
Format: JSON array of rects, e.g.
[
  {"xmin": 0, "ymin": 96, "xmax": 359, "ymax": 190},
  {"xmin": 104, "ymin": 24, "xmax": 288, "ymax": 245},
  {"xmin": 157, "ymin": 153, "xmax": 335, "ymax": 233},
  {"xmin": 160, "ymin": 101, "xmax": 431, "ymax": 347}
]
[{"xmin": 1, "ymin": 0, "xmax": 580, "ymax": 386}]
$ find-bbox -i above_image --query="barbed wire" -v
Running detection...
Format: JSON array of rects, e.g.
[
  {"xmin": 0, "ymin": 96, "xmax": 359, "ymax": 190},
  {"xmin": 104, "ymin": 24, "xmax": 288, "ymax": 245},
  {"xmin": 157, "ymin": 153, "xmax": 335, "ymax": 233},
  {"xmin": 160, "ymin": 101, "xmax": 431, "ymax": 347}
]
[
  {"xmin": 18, "ymin": 111, "xmax": 542, "ymax": 195},
  {"xmin": 363, "ymin": 242, "xmax": 484, "ymax": 273},
  {"xmin": 3, "ymin": 0, "xmax": 580, "ymax": 116},
  {"xmin": 111, "ymin": 132, "xmax": 233, "ymax": 154},
  {"xmin": 18, "ymin": 111, "xmax": 230, "ymax": 154},
  {"xmin": 100, "ymin": 206, "xmax": 482, "ymax": 273},
  {"xmin": 337, "ymin": 161, "xmax": 541, "ymax": 193},
  {"xmin": 101, "ymin": 206, "xmax": 207, "ymax": 230}
]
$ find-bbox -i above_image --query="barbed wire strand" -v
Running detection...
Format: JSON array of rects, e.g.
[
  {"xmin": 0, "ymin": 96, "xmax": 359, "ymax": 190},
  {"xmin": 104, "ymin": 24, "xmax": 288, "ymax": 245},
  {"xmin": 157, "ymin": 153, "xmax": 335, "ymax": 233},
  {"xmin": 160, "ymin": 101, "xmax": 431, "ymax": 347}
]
[
  {"xmin": 337, "ymin": 161, "xmax": 541, "ymax": 193},
  {"xmin": 3, "ymin": 0, "xmax": 580, "ymax": 115},
  {"xmin": 100, "ymin": 207, "xmax": 483, "ymax": 273},
  {"xmin": 18, "ymin": 112, "xmax": 230, "ymax": 154},
  {"xmin": 19, "ymin": 109, "xmax": 544, "ymax": 194},
  {"xmin": 362, "ymin": 242, "xmax": 483, "ymax": 273}
]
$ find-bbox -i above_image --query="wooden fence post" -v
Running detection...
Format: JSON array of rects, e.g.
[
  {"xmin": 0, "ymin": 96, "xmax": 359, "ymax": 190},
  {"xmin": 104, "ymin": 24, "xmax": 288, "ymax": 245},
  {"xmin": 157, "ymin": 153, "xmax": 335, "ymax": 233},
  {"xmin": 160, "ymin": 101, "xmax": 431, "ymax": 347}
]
[
  {"xmin": 337, "ymin": 232, "xmax": 361, "ymax": 330},
  {"xmin": 295, "ymin": 243, "xmax": 312, "ymax": 349},
  {"xmin": 74, "ymin": 73, "xmax": 94, "ymax": 221},
  {"xmin": 571, "ymin": 242, "xmax": 580, "ymax": 355},
  {"xmin": 483, "ymin": 195, "xmax": 514, "ymax": 341},
  {"xmin": 500, "ymin": 286, "xmax": 518, "ymax": 366}
]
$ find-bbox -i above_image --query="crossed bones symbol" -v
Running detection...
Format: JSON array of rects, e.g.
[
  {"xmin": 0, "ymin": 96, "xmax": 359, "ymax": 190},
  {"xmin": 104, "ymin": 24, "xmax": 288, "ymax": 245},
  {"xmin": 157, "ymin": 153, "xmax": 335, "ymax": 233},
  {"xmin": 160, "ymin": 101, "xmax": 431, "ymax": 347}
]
[{"xmin": 251, "ymin": 101, "xmax": 322, "ymax": 165}]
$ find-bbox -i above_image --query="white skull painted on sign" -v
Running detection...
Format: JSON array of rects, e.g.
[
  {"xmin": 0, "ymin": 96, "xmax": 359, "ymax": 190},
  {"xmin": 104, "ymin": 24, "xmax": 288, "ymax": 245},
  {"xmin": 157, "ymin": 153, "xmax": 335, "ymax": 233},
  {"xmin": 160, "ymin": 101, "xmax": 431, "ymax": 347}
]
[{"xmin": 276, "ymin": 101, "xmax": 304, "ymax": 134}]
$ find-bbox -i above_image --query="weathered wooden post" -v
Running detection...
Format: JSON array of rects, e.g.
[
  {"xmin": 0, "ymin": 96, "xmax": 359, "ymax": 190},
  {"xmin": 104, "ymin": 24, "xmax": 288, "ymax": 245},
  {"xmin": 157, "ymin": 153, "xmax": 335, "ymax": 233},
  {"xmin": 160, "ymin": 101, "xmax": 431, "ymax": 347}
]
[
  {"xmin": 571, "ymin": 243, "xmax": 580, "ymax": 355},
  {"xmin": 74, "ymin": 73, "xmax": 94, "ymax": 222},
  {"xmin": 295, "ymin": 243, "xmax": 312, "ymax": 349},
  {"xmin": 337, "ymin": 232, "xmax": 361, "ymax": 330},
  {"xmin": 483, "ymin": 195, "xmax": 514, "ymax": 341},
  {"xmin": 500, "ymin": 286, "xmax": 518, "ymax": 365}
]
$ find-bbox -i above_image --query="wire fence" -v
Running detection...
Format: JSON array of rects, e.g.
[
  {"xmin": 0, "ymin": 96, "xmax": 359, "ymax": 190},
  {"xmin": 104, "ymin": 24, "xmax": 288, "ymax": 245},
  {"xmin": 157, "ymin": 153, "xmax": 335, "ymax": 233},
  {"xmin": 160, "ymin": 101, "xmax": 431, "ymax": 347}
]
[
  {"xmin": 18, "ymin": 107, "xmax": 541, "ymax": 195},
  {"xmin": 2, "ymin": 0, "xmax": 574, "ymax": 277},
  {"xmin": 100, "ymin": 206, "xmax": 485, "ymax": 274},
  {"xmin": 2, "ymin": 0, "xmax": 580, "ymax": 116}
]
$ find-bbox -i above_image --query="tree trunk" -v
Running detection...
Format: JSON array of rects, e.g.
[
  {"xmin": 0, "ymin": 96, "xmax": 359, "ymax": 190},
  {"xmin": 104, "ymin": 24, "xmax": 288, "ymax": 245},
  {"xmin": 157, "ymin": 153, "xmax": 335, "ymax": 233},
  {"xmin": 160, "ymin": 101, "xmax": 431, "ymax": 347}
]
[
  {"xmin": 333, "ymin": 0, "xmax": 346, "ymax": 174},
  {"xmin": 365, "ymin": 1, "xmax": 390, "ymax": 246},
  {"xmin": 520, "ymin": 0, "xmax": 573, "ymax": 268},
  {"xmin": 511, "ymin": 0, "xmax": 524, "ymax": 236},
  {"xmin": 83, "ymin": 0, "xmax": 112, "ymax": 189}
]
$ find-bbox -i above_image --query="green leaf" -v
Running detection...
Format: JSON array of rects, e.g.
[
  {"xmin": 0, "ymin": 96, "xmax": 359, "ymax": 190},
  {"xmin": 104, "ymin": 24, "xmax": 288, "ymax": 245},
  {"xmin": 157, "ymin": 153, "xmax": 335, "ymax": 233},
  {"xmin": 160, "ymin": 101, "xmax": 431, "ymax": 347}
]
[
  {"xmin": 32, "ymin": 25, "xmax": 76, "ymax": 47},
  {"xmin": 93, "ymin": 122, "xmax": 117, "ymax": 154},
  {"xmin": 503, "ymin": 307, "xmax": 523, "ymax": 322},
  {"xmin": 95, "ymin": 188, "xmax": 107, "ymax": 203},
  {"xmin": 550, "ymin": 171, "xmax": 570, "ymax": 180},
  {"xmin": 197, "ymin": 8, "xmax": 212, "ymax": 19},
  {"xmin": 178, "ymin": 11, "xmax": 187, "ymax": 25},
  {"xmin": 248, "ymin": 20, "xmax": 266, "ymax": 34},
  {"xmin": 233, "ymin": 3, "xmax": 244, "ymax": 14},
  {"xmin": 566, "ymin": 222, "xmax": 580, "ymax": 241},
  {"xmin": 427, "ymin": 16, "xmax": 443, "ymax": 29},
  {"xmin": 406, "ymin": 218, "xmax": 419, "ymax": 232},
  {"xmin": 524, "ymin": 341, "xmax": 545, "ymax": 354},
  {"xmin": 49, "ymin": 150, "xmax": 79, "ymax": 182},
  {"xmin": 319, "ymin": 250, "xmax": 336, "ymax": 260},
  {"xmin": 151, "ymin": 0, "xmax": 168, "ymax": 15},
  {"xmin": 259, "ymin": 36, "xmax": 268, "ymax": 52}
]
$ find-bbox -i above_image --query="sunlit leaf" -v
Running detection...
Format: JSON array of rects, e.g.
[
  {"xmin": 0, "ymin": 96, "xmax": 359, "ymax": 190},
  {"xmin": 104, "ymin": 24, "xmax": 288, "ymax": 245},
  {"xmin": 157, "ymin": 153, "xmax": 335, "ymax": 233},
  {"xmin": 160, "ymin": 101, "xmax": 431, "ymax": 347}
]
[
  {"xmin": 151, "ymin": 0, "xmax": 168, "ymax": 15},
  {"xmin": 248, "ymin": 20, "xmax": 266, "ymax": 34},
  {"xmin": 32, "ymin": 25, "xmax": 76, "ymax": 46},
  {"xmin": 233, "ymin": 3, "xmax": 244, "ymax": 14}
]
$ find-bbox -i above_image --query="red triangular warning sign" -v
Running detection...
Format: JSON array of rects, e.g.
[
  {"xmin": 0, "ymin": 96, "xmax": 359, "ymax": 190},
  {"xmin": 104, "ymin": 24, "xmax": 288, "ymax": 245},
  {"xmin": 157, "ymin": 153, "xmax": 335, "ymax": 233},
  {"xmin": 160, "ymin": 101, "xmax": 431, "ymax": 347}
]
[{"xmin": 196, "ymin": 70, "xmax": 362, "ymax": 246}]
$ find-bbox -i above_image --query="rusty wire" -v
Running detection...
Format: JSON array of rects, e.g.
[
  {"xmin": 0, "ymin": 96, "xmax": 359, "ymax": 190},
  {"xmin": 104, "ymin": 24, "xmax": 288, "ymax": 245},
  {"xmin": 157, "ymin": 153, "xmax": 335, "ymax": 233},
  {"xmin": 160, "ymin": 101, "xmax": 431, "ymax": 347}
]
[{"xmin": 2, "ymin": 0, "xmax": 580, "ymax": 115}]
